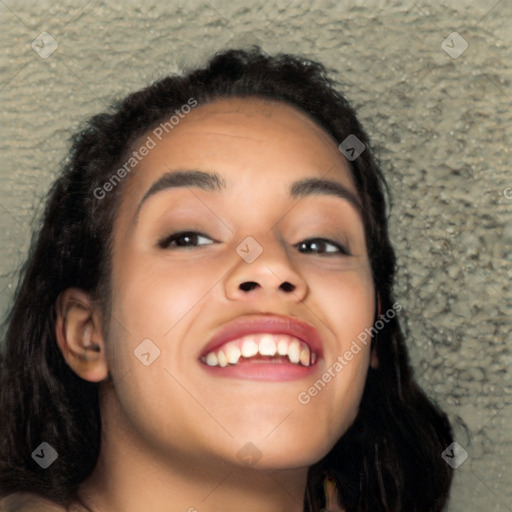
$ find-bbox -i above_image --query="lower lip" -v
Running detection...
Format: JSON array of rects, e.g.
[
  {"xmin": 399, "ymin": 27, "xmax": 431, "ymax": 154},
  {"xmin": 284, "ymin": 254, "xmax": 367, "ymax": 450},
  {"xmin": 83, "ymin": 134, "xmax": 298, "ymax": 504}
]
[{"xmin": 200, "ymin": 359, "xmax": 318, "ymax": 381}]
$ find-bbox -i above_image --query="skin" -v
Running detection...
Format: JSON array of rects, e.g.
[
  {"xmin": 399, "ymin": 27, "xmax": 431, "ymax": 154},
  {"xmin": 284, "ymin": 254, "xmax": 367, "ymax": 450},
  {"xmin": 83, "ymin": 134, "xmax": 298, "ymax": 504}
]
[{"xmin": 55, "ymin": 97, "xmax": 377, "ymax": 512}]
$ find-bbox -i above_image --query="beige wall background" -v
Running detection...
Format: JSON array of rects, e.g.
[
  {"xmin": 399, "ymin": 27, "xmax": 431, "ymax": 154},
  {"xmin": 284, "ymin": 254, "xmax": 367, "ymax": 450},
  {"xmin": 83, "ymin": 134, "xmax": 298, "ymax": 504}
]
[{"xmin": 0, "ymin": 0, "xmax": 510, "ymax": 510}]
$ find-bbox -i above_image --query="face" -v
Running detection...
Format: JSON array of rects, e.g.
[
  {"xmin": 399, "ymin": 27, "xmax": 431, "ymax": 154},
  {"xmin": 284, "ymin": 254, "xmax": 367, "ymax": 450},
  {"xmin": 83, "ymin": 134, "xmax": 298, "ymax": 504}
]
[{"xmin": 103, "ymin": 97, "xmax": 375, "ymax": 471}]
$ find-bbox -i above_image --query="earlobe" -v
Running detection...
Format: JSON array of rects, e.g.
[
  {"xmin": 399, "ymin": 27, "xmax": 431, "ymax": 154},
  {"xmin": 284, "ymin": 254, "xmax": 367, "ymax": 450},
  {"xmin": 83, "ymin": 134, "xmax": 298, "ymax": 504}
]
[{"xmin": 55, "ymin": 288, "xmax": 109, "ymax": 382}]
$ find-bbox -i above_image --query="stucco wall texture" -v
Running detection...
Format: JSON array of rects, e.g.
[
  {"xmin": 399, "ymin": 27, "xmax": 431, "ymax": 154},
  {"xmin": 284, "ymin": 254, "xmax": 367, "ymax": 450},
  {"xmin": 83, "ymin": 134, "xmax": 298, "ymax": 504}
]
[{"xmin": 0, "ymin": 0, "xmax": 510, "ymax": 510}]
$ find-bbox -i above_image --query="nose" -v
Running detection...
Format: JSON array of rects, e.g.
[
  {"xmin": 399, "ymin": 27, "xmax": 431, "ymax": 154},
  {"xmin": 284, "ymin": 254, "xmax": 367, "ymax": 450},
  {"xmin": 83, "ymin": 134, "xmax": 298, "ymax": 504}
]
[{"xmin": 224, "ymin": 234, "xmax": 308, "ymax": 303}]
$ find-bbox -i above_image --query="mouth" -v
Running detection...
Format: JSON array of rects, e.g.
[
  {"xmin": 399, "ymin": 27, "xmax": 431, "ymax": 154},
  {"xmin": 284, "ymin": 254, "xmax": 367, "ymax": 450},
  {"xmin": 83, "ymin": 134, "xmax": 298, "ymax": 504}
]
[{"xmin": 199, "ymin": 314, "xmax": 322, "ymax": 381}]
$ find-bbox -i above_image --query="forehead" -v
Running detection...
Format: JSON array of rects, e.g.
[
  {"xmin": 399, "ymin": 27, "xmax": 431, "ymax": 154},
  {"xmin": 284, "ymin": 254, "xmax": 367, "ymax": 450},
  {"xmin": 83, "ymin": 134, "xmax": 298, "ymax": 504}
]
[
  {"xmin": 118, "ymin": 97, "xmax": 358, "ymax": 217},
  {"xmin": 164, "ymin": 97, "xmax": 337, "ymax": 145},
  {"xmin": 154, "ymin": 97, "xmax": 346, "ymax": 168}
]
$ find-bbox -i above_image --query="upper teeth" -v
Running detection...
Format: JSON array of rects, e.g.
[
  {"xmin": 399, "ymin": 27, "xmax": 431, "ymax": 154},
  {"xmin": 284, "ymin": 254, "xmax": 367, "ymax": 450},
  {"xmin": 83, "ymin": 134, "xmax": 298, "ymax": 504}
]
[{"xmin": 202, "ymin": 334, "xmax": 316, "ymax": 368}]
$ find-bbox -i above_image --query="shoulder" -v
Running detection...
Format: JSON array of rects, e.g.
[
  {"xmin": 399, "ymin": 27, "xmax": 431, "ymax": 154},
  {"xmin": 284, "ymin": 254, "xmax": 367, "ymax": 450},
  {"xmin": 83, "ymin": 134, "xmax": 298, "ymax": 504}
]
[{"xmin": 0, "ymin": 493, "xmax": 67, "ymax": 512}]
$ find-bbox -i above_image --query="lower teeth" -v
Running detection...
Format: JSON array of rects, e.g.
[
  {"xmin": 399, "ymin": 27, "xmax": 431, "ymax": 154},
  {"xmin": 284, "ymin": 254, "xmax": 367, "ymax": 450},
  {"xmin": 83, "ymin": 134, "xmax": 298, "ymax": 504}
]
[
  {"xmin": 244, "ymin": 357, "xmax": 288, "ymax": 364},
  {"xmin": 235, "ymin": 355, "xmax": 301, "ymax": 365},
  {"xmin": 203, "ymin": 353, "xmax": 313, "ymax": 367}
]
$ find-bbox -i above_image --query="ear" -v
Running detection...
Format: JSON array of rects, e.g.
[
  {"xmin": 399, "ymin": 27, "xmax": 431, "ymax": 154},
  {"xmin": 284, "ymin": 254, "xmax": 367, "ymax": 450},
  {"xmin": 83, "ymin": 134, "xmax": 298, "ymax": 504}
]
[
  {"xmin": 55, "ymin": 288, "xmax": 108, "ymax": 382},
  {"xmin": 370, "ymin": 294, "xmax": 381, "ymax": 369}
]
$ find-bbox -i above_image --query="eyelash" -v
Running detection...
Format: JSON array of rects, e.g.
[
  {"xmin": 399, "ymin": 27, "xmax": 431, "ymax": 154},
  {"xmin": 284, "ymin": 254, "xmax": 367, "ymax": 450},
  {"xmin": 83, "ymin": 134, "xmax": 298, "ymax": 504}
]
[{"xmin": 157, "ymin": 231, "xmax": 351, "ymax": 256}]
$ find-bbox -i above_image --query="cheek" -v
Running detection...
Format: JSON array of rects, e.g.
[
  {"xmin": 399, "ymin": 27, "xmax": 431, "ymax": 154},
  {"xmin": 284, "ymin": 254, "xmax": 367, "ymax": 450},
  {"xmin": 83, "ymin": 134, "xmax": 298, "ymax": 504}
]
[
  {"xmin": 301, "ymin": 267, "xmax": 375, "ymax": 433},
  {"xmin": 326, "ymin": 272, "xmax": 374, "ymax": 316},
  {"xmin": 312, "ymin": 262, "xmax": 376, "ymax": 346},
  {"xmin": 104, "ymin": 253, "xmax": 226, "ymax": 414},
  {"xmin": 110, "ymin": 252, "xmax": 221, "ymax": 338},
  {"xmin": 103, "ymin": 254, "xmax": 208, "ymax": 398},
  {"xmin": 102, "ymin": 272, "xmax": 215, "ymax": 459}
]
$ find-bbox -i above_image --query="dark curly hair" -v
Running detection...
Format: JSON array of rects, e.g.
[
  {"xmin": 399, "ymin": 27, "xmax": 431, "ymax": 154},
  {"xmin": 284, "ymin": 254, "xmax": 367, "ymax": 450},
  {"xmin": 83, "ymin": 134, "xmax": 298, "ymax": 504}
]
[{"xmin": 0, "ymin": 47, "xmax": 454, "ymax": 511}]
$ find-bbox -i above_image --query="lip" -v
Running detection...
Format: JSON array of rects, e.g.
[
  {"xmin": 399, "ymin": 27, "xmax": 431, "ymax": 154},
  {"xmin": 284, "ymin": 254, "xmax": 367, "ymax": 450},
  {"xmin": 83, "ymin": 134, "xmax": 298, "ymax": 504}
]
[{"xmin": 200, "ymin": 314, "xmax": 323, "ymax": 359}]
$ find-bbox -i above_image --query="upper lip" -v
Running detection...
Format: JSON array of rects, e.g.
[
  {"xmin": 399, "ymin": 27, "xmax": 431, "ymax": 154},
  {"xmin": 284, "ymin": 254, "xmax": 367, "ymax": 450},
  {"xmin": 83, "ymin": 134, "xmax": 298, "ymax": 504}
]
[{"xmin": 200, "ymin": 314, "xmax": 323, "ymax": 358}]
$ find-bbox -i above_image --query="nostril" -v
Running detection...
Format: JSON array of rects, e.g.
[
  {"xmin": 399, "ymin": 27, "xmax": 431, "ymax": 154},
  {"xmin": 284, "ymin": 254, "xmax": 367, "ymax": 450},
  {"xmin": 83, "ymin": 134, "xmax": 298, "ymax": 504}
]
[
  {"xmin": 238, "ymin": 281, "xmax": 295, "ymax": 292},
  {"xmin": 240, "ymin": 281, "xmax": 259, "ymax": 291}
]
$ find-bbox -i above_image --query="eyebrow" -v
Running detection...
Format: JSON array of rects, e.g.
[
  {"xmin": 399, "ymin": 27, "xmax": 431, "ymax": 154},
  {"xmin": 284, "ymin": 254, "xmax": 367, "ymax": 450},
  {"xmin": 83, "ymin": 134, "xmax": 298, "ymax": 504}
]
[{"xmin": 133, "ymin": 169, "xmax": 362, "ymax": 223}]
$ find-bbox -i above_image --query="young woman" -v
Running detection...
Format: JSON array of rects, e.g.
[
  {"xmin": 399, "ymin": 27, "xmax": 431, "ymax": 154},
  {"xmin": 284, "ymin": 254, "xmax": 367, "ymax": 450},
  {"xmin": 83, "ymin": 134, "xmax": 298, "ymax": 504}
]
[{"xmin": 0, "ymin": 47, "xmax": 454, "ymax": 512}]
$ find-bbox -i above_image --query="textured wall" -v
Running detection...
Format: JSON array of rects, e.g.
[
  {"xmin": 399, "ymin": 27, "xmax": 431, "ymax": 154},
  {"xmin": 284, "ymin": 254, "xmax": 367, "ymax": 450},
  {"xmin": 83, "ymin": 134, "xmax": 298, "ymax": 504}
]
[{"xmin": 0, "ymin": 1, "xmax": 510, "ymax": 510}]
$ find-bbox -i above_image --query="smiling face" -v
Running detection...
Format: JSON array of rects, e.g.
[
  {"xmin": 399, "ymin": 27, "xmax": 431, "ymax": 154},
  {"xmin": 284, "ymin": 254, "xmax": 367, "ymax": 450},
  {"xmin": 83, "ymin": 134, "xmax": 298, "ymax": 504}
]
[{"xmin": 102, "ymin": 97, "xmax": 376, "ymax": 472}]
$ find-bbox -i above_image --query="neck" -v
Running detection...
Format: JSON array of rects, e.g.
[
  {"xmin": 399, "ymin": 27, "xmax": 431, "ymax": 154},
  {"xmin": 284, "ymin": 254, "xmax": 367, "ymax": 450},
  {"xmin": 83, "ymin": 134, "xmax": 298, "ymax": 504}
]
[{"xmin": 78, "ymin": 385, "xmax": 308, "ymax": 512}]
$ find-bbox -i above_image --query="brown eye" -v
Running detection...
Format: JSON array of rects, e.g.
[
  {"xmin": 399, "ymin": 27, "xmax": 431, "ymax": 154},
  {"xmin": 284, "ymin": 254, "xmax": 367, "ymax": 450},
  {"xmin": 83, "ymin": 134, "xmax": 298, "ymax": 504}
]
[
  {"xmin": 158, "ymin": 231, "xmax": 214, "ymax": 249},
  {"xmin": 296, "ymin": 238, "xmax": 351, "ymax": 256}
]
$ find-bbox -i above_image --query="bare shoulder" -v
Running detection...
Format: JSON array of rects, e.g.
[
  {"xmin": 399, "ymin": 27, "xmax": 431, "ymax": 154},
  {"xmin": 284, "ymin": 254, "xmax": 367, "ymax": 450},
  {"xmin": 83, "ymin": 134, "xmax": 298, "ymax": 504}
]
[{"xmin": 0, "ymin": 493, "xmax": 67, "ymax": 512}]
